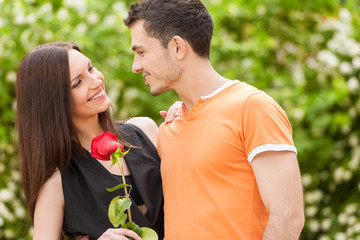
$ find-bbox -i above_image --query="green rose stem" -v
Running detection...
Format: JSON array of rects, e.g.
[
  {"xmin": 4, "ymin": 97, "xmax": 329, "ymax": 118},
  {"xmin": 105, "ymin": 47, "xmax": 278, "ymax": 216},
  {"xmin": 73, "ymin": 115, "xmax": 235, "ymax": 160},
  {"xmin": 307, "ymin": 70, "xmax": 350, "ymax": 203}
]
[{"xmin": 112, "ymin": 150, "xmax": 132, "ymax": 223}]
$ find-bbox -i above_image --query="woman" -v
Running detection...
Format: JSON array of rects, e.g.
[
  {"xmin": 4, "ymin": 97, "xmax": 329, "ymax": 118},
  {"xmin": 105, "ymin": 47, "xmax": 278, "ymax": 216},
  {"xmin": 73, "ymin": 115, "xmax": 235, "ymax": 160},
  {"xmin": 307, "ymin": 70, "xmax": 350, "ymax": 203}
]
[{"xmin": 16, "ymin": 42, "xmax": 178, "ymax": 239}]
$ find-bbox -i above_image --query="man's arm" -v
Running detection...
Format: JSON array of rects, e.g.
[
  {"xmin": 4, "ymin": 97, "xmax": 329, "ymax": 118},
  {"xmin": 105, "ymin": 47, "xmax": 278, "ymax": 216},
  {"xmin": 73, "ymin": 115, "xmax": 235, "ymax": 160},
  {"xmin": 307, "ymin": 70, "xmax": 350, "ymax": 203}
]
[{"xmin": 251, "ymin": 151, "xmax": 305, "ymax": 240}]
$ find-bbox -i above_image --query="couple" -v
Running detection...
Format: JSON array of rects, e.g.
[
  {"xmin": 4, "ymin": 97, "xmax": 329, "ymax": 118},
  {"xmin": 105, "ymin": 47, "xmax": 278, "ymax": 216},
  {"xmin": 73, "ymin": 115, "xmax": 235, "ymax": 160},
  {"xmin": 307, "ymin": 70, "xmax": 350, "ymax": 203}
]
[{"xmin": 16, "ymin": 0, "xmax": 305, "ymax": 239}]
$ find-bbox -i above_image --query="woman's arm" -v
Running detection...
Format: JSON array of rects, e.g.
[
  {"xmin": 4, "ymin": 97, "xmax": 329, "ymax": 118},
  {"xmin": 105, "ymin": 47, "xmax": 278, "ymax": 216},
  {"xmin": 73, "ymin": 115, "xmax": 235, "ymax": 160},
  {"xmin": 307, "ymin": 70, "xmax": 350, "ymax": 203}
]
[{"xmin": 33, "ymin": 170, "xmax": 64, "ymax": 240}]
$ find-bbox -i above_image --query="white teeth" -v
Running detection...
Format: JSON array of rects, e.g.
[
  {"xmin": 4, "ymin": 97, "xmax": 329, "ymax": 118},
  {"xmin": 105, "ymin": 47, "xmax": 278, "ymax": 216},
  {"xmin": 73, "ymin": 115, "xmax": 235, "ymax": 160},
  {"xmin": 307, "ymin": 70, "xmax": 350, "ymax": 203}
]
[{"xmin": 89, "ymin": 89, "xmax": 104, "ymax": 101}]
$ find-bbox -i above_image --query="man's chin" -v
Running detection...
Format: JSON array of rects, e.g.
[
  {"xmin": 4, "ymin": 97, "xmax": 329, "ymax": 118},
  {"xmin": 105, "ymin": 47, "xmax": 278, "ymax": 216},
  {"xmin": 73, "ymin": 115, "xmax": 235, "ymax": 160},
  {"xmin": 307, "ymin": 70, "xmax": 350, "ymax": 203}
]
[{"xmin": 150, "ymin": 87, "xmax": 167, "ymax": 96}]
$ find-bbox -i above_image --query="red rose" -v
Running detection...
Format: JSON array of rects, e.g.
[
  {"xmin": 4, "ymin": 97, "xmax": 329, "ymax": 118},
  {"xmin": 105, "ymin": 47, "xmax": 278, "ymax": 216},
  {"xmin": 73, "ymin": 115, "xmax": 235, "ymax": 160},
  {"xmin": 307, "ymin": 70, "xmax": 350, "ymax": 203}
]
[{"xmin": 91, "ymin": 132, "xmax": 124, "ymax": 161}]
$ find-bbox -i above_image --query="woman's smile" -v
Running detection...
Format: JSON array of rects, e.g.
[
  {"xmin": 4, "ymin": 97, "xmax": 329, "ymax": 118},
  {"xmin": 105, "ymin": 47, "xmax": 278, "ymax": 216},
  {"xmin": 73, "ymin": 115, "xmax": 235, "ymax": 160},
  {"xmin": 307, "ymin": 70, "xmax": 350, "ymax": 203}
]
[{"xmin": 88, "ymin": 88, "xmax": 105, "ymax": 102}]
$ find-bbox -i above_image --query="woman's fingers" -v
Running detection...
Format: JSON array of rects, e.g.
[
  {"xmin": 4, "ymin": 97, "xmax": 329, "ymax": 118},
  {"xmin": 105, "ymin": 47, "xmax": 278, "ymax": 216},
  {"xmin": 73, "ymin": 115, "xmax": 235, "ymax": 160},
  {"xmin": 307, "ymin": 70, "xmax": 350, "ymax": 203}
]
[
  {"xmin": 98, "ymin": 228, "xmax": 142, "ymax": 240},
  {"xmin": 162, "ymin": 101, "xmax": 182, "ymax": 123}
]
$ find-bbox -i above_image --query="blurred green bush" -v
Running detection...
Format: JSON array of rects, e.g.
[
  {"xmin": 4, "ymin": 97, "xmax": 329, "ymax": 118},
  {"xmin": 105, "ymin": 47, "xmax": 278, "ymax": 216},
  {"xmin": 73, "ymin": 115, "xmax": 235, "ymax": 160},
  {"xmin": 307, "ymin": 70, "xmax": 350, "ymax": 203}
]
[{"xmin": 0, "ymin": 0, "xmax": 359, "ymax": 239}]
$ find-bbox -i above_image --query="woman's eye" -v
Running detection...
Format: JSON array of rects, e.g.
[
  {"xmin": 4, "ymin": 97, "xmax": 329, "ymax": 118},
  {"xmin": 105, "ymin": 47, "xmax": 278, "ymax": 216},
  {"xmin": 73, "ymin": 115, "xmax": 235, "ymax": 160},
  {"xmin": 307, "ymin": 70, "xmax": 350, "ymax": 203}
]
[
  {"xmin": 89, "ymin": 65, "xmax": 94, "ymax": 72},
  {"xmin": 72, "ymin": 79, "xmax": 82, "ymax": 89}
]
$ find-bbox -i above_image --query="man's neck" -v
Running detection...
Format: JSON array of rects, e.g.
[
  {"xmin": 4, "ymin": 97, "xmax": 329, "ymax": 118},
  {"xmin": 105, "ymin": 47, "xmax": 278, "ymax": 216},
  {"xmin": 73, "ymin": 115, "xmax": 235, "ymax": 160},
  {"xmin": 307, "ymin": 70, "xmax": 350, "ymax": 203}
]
[{"xmin": 175, "ymin": 60, "xmax": 231, "ymax": 111}]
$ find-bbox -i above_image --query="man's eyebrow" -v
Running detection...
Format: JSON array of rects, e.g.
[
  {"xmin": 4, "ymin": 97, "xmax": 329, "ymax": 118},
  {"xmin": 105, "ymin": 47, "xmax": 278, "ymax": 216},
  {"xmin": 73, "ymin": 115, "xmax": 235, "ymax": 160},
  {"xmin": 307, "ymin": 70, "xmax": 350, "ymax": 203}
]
[{"xmin": 71, "ymin": 60, "xmax": 91, "ymax": 82}]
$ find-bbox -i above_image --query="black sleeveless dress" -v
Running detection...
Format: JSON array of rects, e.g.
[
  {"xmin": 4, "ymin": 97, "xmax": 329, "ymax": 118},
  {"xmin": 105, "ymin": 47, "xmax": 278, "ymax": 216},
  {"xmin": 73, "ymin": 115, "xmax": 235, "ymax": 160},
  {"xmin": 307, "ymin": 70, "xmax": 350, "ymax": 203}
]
[{"xmin": 61, "ymin": 123, "xmax": 164, "ymax": 240}]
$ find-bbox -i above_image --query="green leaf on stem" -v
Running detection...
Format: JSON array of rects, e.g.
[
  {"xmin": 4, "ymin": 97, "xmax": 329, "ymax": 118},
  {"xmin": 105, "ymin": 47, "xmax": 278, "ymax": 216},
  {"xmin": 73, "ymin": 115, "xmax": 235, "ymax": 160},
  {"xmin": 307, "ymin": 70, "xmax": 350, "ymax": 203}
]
[
  {"xmin": 109, "ymin": 197, "xmax": 123, "ymax": 227},
  {"xmin": 121, "ymin": 222, "xmax": 143, "ymax": 236},
  {"xmin": 140, "ymin": 227, "xmax": 158, "ymax": 240},
  {"xmin": 122, "ymin": 197, "xmax": 132, "ymax": 211},
  {"xmin": 106, "ymin": 183, "xmax": 132, "ymax": 193},
  {"xmin": 108, "ymin": 197, "xmax": 132, "ymax": 227}
]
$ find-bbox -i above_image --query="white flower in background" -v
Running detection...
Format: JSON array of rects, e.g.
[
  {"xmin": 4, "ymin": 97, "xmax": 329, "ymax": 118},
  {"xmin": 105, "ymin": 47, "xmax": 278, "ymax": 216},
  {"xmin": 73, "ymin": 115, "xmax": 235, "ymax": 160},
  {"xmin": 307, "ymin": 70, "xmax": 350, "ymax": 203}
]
[
  {"xmin": 345, "ymin": 203, "xmax": 358, "ymax": 215},
  {"xmin": 334, "ymin": 232, "xmax": 347, "ymax": 240},
  {"xmin": 317, "ymin": 50, "xmax": 339, "ymax": 68},
  {"xmin": 309, "ymin": 34, "xmax": 324, "ymax": 46},
  {"xmin": 124, "ymin": 88, "xmax": 139, "ymax": 100},
  {"xmin": 0, "ymin": 189, "xmax": 14, "ymax": 202},
  {"xmin": 321, "ymin": 218, "xmax": 332, "ymax": 231},
  {"xmin": 256, "ymin": 5, "xmax": 267, "ymax": 15},
  {"xmin": 0, "ymin": 217, "xmax": 3, "ymax": 227},
  {"xmin": 15, "ymin": 206, "xmax": 26, "ymax": 219},
  {"xmin": 349, "ymin": 148, "xmax": 360, "ymax": 170},
  {"xmin": 339, "ymin": 8, "xmax": 352, "ymax": 23},
  {"xmin": 104, "ymin": 15, "xmax": 116, "ymax": 26},
  {"xmin": 291, "ymin": 62, "xmax": 305, "ymax": 84},
  {"xmin": 338, "ymin": 212, "xmax": 348, "ymax": 225},
  {"xmin": 348, "ymin": 107, "xmax": 356, "ymax": 117},
  {"xmin": 319, "ymin": 18, "xmax": 341, "ymax": 32},
  {"xmin": 242, "ymin": 58, "xmax": 253, "ymax": 69},
  {"xmin": 292, "ymin": 108, "xmax": 304, "ymax": 121},
  {"xmin": 352, "ymin": 57, "xmax": 360, "ymax": 69},
  {"xmin": 348, "ymin": 134, "xmax": 359, "ymax": 147},
  {"xmin": 301, "ymin": 173, "xmax": 312, "ymax": 187},
  {"xmin": 347, "ymin": 216, "xmax": 356, "ymax": 225},
  {"xmin": 339, "ymin": 62, "xmax": 352, "ymax": 74},
  {"xmin": 309, "ymin": 219, "xmax": 320, "ymax": 232},
  {"xmin": 228, "ymin": 3, "xmax": 240, "ymax": 16},
  {"xmin": 87, "ymin": 12, "xmax": 100, "ymax": 24},
  {"xmin": 347, "ymin": 77, "xmax": 359, "ymax": 92},
  {"xmin": 113, "ymin": 2, "xmax": 128, "ymax": 18},
  {"xmin": 14, "ymin": 11, "xmax": 26, "ymax": 25},
  {"xmin": 44, "ymin": 30, "xmax": 53, "ymax": 41},
  {"xmin": 76, "ymin": 23, "xmax": 88, "ymax": 34},
  {"xmin": 347, "ymin": 41, "xmax": 360, "ymax": 57},
  {"xmin": 284, "ymin": 42, "xmax": 298, "ymax": 54},
  {"xmin": 322, "ymin": 207, "xmax": 331, "ymax": 216},
  {"xmin": 64, "ymin": 0, "xmax": 87, "ymax": 15},
  {"xmin": 4, "ymin": 230, "xmax": 15, "ymax": 239},
  {"xmin": 353, "ymin": 223, "xmax": 360, "ymax": 232},
  {"xmin": 305, "ymin": 189, "xmax": 323, "ymax": 204},
  {"xmin": 306, "ymin": 57, "xmax": 318, "ymax": 69},
  {"xmin": 38, "ymin": 2, "xmax": 52, "ymax": 15},
  {"xmin": 305, "ymin": 206, "xmax": 318, "ymax": 217},
  {"xmin": 333, "ymin": 166, "xmax": 351, "ymax": 183},
  {"xmin": 0, "ymin": 202, "xmax": 11, "ymax": 219},
  {"xmin": 11, "ymin": 171, "xmax": 21, "ymax": 182},
  {"xmin": 6, "ymin": 71, "xmax": 16, "ymax": 83},
  {"xmin": 57, "ymin": 8, "xmax": 69, "ymax": 19}
]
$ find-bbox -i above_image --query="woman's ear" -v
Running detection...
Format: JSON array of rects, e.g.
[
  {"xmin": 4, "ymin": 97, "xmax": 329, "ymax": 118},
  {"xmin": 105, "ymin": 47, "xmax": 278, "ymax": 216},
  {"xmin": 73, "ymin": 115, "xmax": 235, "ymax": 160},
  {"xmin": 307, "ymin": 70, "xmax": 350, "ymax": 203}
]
[{"xmin": 168, "ymin": 35, "xmax": 186, "ymax": 60}]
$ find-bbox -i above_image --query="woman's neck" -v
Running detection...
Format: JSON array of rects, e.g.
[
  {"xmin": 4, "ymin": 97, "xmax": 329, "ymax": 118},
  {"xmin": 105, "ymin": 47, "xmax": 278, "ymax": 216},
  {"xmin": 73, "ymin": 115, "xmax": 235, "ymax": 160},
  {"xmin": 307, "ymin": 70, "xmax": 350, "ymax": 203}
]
[{"xmin": 74, "ymin": 117, "xmax": 104, "ymax": 152}]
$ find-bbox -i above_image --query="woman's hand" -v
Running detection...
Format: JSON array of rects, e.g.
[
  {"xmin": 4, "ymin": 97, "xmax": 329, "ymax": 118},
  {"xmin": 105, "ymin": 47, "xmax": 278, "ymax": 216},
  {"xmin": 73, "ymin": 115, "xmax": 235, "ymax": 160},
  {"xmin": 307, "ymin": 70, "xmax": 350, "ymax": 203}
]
[
  {"xmin": 160, "ymin": 101, "xmax": 182, "ymax": 123},
  {"xmin": 98, "ymin": 228, "xmax": 142, "ymax": 240}
]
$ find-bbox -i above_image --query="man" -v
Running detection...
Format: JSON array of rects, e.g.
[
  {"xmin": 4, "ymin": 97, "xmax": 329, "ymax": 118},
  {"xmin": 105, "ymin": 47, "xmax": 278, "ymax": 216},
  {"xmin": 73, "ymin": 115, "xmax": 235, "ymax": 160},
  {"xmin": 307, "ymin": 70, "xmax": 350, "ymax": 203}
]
[{"xmin": 124, "ymin": 0, "xmax": 305, "ymax": 239}]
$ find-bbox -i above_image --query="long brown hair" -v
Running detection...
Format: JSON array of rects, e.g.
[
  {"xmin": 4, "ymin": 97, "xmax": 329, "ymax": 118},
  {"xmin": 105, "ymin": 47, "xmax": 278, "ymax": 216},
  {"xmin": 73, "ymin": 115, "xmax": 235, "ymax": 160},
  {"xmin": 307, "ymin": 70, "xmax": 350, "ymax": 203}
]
[{"xmin": 16, "ymin": 42, "xmax": 124, "ymax": 221}]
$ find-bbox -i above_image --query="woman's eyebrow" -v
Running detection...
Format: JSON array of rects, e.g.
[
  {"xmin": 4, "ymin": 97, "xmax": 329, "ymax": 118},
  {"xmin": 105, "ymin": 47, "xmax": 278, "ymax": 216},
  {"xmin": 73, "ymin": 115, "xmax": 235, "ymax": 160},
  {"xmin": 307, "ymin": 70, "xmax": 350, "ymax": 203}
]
[{"xmin": 71, "ymin": 60, "xmax": 91, "ymax": 82}]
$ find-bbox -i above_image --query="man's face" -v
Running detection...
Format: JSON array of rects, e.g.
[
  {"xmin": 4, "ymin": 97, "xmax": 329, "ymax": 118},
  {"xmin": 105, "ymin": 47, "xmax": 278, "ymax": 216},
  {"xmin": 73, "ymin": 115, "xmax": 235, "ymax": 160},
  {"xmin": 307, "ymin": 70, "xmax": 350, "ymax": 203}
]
[{"xmin": 130, "ymin": 20, "xmax": 181, "ymax": 96}]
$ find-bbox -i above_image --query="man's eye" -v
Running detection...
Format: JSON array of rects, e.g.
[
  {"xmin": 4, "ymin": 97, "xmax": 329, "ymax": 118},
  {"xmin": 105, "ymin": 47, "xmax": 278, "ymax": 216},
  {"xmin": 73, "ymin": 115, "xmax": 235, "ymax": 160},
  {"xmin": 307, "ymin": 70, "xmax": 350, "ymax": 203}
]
[{"xmin": 72, "ymin": 79, "xmax": 82, "ymax": 89}]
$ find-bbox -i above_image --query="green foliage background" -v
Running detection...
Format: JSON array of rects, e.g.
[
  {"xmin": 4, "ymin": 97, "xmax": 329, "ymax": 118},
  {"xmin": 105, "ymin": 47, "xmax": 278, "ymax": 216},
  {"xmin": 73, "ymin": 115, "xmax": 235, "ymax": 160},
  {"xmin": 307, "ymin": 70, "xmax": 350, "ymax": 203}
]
[{"xmin": 0, "ymin": 0, "xmax": 359, "ymax": 239}]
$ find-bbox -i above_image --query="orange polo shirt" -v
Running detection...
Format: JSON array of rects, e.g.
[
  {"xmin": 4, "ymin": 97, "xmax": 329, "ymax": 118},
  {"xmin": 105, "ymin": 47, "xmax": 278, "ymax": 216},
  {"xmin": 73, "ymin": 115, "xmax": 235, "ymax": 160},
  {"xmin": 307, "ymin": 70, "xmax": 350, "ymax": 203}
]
[{"xmin": 158, "ymin": 81, "xmax": 296, "ymax": 240}]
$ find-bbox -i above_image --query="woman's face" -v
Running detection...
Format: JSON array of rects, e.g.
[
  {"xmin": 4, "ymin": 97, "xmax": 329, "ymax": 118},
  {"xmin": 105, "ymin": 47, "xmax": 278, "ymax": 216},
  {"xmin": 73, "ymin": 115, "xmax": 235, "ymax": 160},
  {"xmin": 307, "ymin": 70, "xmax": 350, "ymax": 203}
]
[{"xmin": 68, "ymin": 49, "xmax": 111, "ymax": 124}]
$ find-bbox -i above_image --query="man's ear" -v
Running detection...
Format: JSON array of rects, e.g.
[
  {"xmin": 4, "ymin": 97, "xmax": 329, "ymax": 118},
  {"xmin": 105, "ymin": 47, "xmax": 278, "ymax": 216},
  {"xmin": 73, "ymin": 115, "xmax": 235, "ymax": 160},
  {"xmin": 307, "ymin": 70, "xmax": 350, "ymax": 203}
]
[{"xmin": 168, "ymin": 35, "xmax": 186, "ymax": 60}]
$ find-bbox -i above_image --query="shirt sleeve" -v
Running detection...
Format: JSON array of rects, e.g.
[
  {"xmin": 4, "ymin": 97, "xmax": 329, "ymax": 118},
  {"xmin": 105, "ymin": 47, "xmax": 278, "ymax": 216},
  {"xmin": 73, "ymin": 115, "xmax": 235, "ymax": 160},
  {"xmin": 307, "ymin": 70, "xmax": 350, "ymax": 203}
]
[{"xmin": 240, "ymin": 91, "xmax": 297, "ymax": 163}]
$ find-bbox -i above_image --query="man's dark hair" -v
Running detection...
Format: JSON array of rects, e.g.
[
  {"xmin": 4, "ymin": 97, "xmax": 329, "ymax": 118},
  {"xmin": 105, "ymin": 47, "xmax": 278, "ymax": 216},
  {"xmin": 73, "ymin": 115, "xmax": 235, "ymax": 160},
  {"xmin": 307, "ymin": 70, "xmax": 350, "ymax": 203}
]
[{"xmin": 124, "ymin": 0, "xmax": 213, "ymax": 58}]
